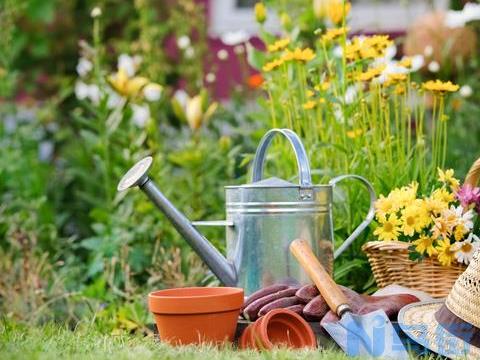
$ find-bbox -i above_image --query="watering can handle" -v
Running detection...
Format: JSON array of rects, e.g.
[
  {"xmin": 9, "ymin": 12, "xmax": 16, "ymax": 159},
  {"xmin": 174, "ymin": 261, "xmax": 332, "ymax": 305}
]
[
  {"xmin": 252, "ymin": 128, "xmax": 312, "ymax": 187},
  {"xmin": 330, "ymin": 175, "xmax": 376, "ymax": 259}
]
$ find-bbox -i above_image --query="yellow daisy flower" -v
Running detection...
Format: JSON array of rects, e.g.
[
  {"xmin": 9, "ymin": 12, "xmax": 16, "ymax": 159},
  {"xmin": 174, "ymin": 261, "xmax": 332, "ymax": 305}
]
[
  {"xmin": 401, "ymin": 204, "xmax": 429, "ymax": 236},
  {"xmin": 399, "ymin": 57, "xmax": 413, "ymax": 69},
  {"xmin": 314, "ymin": 82, "xmax": 330, "ymax": 91},
  {"xmin": 374, "ymin": 214, "xmax": 401, "ymax": 241},
  {"xmin": 422, "ymin": 80, "xmax": 459, "ymax": 94},
  {"xmin": 394, "ymin": 84, "xmax": 406, "ymax": 95},
  {"xmin": 438, "ymin": 168, "xmax": 460, "ymax": 191},
  {"xmin": 375, "ymin": 195, "xmax": 395, "ymax": 218},
  {"xmin": 355, "ymin": 65, "xmax": 385, "ymax": 82},
  {"xmin": 431, "ymin": 188, "xmax": 455, "ymax": 204},
  {"xmin": 282, "ymin": 47, "xmax": 315, "ymax": 62},
  {"xmin": 413, "ymin": 235, "xmax": 437, "ymax": 257},
  {"xmin": 320, "ymin": 27, "xmax": 350, "ymax": 43},
  {"xmin": 432, "ymin": 210, "xmax": 456, "ymax": 240},
  {"xmin": 346, "ymin": 128, "xmax": 363, "ymax": 139},
  {"xmin": 327, "ymin": 0, "xmax": 351, "ymax": 25},
  {"xmin": 302, "ymin": 100, "xmax": 317, "ymax": 110},
  {"xmin": 437, "ymin": 239, "xmax": 456, "ymax": 267},
  {"xmin": 454, "ymin": 223, "xmax": 468, "ymax": 241},
  {"xmin": 397, "ymin": 182, "xmax": 418, "ymax": 208},
  {"xmin": 363, "ymin": 35, "xmax": 393, "ymax": 52},
  {"xmin": 384, "ymin": 73, "xmax": 407, "ymax": 87},
  {"xmin": 262, "ymin": 58, "xmax": 284, "ymax": 72},
  {"xmin": 267, "ymin": 38, "xmax": 290, "ymax": 53},
  {"xmin": 425, "ymin": 197, "xmax": 449, "ymax": 215}
]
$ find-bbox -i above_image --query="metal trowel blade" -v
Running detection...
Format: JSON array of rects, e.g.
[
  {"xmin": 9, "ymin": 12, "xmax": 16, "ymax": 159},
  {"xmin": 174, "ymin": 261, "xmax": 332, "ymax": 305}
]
[{"xmin": 322, "ymin": 309, "xmax": 409, "ymax": 359}]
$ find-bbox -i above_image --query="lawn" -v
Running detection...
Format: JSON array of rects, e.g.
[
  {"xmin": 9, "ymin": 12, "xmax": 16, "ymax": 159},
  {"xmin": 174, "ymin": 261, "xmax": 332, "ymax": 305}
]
[
  {"xmin": 0, "ymin": 322, "xmax": 353, "ymax": 360},
  {"xmin": 0, "ymin": 321, "xmax": 444, "ymax": 360}
]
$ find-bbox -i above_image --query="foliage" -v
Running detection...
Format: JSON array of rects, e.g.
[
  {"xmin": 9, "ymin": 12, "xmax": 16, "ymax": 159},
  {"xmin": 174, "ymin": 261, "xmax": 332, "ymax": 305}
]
[
  {"xmin": 0, "ymin": 0, "xmax": 255, "ymax": 327},
  {"xmin": 1, "ymin": 0, "xmax": 480, "ymax": 335},
  {"xmin": 247, "ymin": 1, "xmax": 463, "ymax": 290}
]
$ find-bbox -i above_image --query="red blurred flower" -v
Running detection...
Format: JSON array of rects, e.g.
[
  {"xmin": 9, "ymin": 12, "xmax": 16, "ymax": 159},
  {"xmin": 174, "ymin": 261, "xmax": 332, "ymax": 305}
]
[{"xmin": 247, "ymin": 73, "xmax": 264, "ymax": 89}]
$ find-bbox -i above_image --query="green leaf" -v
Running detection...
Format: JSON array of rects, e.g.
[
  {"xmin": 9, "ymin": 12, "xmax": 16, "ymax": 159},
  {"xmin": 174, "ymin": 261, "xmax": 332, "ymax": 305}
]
[
  {"xmin": 26, "ymin": 0, "xmax": 56, "ymax": 23},
  {"xmin": 171, "ymin": 98, "xmax": 186, "ymax": 123},
  {"xmin": 246, "ymin": 42, "xmax": 266, "ymax": 71}
]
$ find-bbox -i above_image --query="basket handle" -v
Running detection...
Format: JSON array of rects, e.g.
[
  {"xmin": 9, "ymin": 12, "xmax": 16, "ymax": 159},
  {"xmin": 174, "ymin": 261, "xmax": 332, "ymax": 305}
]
[{"xmin": 465, "ymin": 158, "xmax": 480, "ymax": 187}]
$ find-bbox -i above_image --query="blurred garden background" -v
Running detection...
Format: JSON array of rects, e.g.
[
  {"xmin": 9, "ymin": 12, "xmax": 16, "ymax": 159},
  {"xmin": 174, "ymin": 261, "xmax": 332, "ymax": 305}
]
[{"xmin": 1, "ymin": 0, "xmax": 480, "ymax": 346}]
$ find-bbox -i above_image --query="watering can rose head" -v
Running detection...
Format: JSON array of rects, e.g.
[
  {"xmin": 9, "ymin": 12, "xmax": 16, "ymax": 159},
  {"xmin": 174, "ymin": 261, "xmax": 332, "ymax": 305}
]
[{"xmin": 118, "ymin": 129, "xmax": 376, "ymax": 295}]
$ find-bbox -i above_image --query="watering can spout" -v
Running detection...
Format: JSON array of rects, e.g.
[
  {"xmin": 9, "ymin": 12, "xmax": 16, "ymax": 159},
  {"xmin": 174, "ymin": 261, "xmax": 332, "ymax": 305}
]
[{"xmin": 117, "ymin": 157, "xmax": 238, "ymax": 286}]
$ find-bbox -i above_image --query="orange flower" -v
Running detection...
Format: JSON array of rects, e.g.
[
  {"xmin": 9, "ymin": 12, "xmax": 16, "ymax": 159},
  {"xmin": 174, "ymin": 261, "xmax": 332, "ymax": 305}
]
[{"xmin": 247, "ymin": 73, "xmax": 264, "ymax": 89}]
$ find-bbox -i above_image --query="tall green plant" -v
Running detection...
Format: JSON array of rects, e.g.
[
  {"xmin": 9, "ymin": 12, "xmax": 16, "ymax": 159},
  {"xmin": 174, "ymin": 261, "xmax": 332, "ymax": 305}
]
[{"xmin": 249, "ymin": 1, "xmax": 460, "ymax": 290}]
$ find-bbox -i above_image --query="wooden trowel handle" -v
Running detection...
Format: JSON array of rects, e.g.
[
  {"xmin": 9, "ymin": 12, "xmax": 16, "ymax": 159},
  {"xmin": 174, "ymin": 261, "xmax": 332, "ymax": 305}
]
[{"xmin": 290, "ymin": 239, "xmax": 351, "ymax": 317}]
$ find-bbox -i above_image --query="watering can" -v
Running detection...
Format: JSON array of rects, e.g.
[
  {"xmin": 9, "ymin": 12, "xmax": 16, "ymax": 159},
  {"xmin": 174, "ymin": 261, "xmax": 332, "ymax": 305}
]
[{"xmin": 117, "ymin": 128, "xmax": 376, "ymax": 295}]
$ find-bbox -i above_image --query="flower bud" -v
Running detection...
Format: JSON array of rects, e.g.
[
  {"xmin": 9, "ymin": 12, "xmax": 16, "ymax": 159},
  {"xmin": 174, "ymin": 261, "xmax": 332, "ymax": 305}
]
[
  {"xmin": 280, "ymin": 12, "xmax": 292, "ymax": 31},
  {"xmin": 254, "ymin": 2, "xmax": 267, "ymax": 24}
]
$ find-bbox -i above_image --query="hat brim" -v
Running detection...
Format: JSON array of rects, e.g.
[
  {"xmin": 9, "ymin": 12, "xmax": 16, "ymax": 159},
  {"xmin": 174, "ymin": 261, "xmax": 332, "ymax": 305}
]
[{"xmin": 398, "ymin": 300, "xmax": 480, "ymax": 359}]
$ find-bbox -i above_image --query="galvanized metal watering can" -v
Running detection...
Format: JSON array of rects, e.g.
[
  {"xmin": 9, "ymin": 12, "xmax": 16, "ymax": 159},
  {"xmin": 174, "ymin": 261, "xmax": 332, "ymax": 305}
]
[{"xmin": 117, "ymin": 128, "xmax": 376, "ymax": 295}]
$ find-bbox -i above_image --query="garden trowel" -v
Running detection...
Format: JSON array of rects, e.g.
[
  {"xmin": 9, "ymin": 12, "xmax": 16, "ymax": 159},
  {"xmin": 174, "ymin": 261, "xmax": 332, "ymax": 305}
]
[{"xmin": 290, "ymin": 239, "xmax": 409, "ymax": 359}]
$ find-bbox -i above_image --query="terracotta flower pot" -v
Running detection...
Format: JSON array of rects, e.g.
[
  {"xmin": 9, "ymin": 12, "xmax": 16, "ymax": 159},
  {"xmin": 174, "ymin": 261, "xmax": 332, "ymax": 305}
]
[
  {"xmin": 148, "ymin": 287, "xmax": 243, "ymax": 345},
  {"xmin": 239, "ymin": 308, "xmax": 317, "ymax": 350}
]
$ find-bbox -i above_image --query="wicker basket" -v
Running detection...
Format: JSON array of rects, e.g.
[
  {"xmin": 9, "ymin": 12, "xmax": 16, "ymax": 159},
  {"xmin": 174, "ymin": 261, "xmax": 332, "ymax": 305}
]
[{"xmin": 362, "ymin": 158, "xmax": 480, "ymax": 299}]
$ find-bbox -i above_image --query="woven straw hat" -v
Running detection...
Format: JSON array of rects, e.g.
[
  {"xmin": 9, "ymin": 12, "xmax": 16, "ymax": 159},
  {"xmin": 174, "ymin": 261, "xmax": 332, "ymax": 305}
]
[{"xmin": 399, "ymin": 250, "xmax": 480, "ymax": 359}]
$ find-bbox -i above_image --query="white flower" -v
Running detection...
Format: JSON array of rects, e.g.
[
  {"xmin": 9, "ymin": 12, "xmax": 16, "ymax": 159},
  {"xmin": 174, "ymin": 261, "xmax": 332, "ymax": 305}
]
[
  {"xmin": 87, "ymin": 84, "xmax": 101, "ymax": 105},
  {"xmin": 460, "ymin": 85, "xmax": 473, "ymax": 98},
  {"xmin": 75, "ymin": 81, "xmax": 101, "ymax": 104},
  {"xmin": 106, "ymin": 89, "xmax": 123, "ymax": 108},
  {"xmin": 220, "ymin": 30, "xmax": 249, "ymax": 46},
  {"xmin": 38, "ymin": 141, "xmax": 54, "ymax": 162},
  {"xmin": 453, "ymin": 205, "xmax": 474, "ymax": 231},
  {"xmin": 452, "ymin": 233, "xmax": 480, "ymax": 265},
  {"xmin": 76, "ymin": 58, "xmax": 93, "ymax": 77},
  {"xmin": 184, "ymin": 47, "xmax": 195, "ymax": 59},
  {"xmin": 131, "ymin": 104, "xmax": 150, "ymax": 128},
  {"xmin": 344, "ymin": 85, "xmax": 358, "ymax": 104},
  {"xmin": 4, "ymin": 115, "xmax": 16, "ymax": 133},
  {"xmin": 375, "ymin": 63, "xmax": 408, "ymax": 84},
  {"xmin": 205, "ymin": 72, "xmax": 216, "ymax": 83},
  {"xmin": 427, "ymin": 61, "xmax": 440, "ymax": 73},
  {"xmin": 75, "ymin": 81, "xmax": 90, "ymax": 100},
  {"xmin": 410, "ymin": 55, "xmax": 425, "ymax": 72},
  {"xmin": 217, "ymin": 49, "xmax": 229, "ymax": 61},
  {"xmin": 118, "ymin": 54, "xmax": 141, "ymax": 77},
  {"xmin": 382, "ymin": 44, "xmax": 397, "ymax": 63},
  {"xmin": 177, "ymin": 35, "xmax": 191, "ymax": 50},
  {"xmin": 445, "ymin": 3, "xmax": 480, "ymax": 28},
  {"xmin": 173, "ymin": 89, "xmax": 189, "ymax": 108},
  {"xmin": 90, "ymin": 7, "xmax": 102, "ymax": 18},
  {"xmin": 333, "ymin": 105, "xmax": 344, "ymax": 123},
  {"xmin": 143, "ymin": 83, "xmax": 163, "ymax": 102},
  {"xmin": 332, "ymin": 45, "xmax": 343, "ymax": 58},
  {"xmin": 424, "ymin": 45, "xmax": 434, "ymax": 57}
]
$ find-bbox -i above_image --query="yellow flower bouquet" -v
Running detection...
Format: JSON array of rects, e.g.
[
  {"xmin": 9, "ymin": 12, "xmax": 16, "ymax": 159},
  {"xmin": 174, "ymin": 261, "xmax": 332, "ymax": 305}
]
[{"xmin": 373, "ymin": 169, "xmax": 480, "ymax": 266}]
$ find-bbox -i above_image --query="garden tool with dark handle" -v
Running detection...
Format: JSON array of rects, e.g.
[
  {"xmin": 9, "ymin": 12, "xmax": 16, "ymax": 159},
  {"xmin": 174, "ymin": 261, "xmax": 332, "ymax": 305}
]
[
  {"xmin": 117, "ymin": 128, "xmax": 376, "ymax": 295},
  {"xmin": 290, "ymin": 239, "xmax": 409, "ymax": 359}
]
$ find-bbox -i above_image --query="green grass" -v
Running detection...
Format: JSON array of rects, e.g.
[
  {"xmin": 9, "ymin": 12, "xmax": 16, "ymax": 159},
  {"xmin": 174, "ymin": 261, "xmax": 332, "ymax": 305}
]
[
  {"xmin": 0, "ymin": 321, "xmax": 353, "ymax": 360},
  {"xmin": 0, "ymin": 321, "xmax": 443, "ymax": 360}
]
